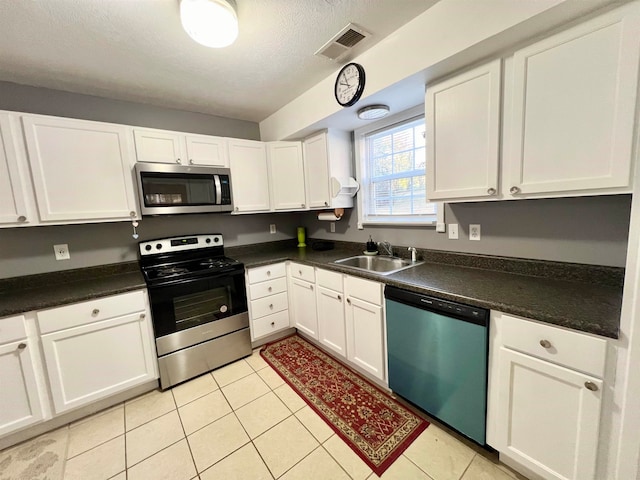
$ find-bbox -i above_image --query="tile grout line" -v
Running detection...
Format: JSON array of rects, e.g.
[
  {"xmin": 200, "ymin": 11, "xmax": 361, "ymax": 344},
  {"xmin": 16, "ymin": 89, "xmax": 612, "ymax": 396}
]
[{"xmin": 171, "ymin": 386, "xmax": 199, "ymax": 479}]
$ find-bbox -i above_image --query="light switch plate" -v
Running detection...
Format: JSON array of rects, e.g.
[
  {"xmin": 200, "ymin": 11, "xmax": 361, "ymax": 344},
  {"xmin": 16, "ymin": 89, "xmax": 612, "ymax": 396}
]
[
  {"xmin": 448, "ymin": 224, "xmax": 459, "ymax": 239},
  {"xmin": 269, "ymin": 224, "xmax": 276, "ymax": 234}
]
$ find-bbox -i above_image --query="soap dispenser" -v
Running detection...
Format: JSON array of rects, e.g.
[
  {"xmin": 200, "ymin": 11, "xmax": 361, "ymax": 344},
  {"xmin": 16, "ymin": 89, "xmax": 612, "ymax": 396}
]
[{"xmin": 366, "ymin": 235, "xmax": 377, "ymax": 253}]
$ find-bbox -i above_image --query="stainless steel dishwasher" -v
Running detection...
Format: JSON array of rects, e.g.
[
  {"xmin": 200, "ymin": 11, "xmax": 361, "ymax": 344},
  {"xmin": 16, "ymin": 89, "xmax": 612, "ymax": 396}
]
[{"xmin": 385, "ymin": 285, "xmax": 489, "ymax": 444}]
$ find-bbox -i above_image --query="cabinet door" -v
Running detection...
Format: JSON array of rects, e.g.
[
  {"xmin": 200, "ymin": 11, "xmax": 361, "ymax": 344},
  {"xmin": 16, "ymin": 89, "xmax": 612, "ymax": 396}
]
[
  {"xmin": 426, "ymin": 59, "xmax": 501, "ymax": 201},
  {"xmin": 303, "ymin": 133, "xmax": 331, "ymax": 208},
  {"xmin": 228, "ymin": 139, "xmax": 271, "ymax": 212},
  {"xmin": 133, "ymin": 128, "xmax": 183, "ymax": 164},
  {"xmin": 185, "ymin": 134, "xmax": 228, "ymax": 167},
  {"xmin": 290, "ymin": 278, "xmax": 318, "ymax": 339},
  {"xmin": 317, "ymin": 286, "xmax": 346, "ymax": 358},
  {"xmin": 22, "ymin": 115, "xmax": 139, "ymax": 222},
  {"xmin": 507, "ymin": 8, "xmax": 640, "ymax": 196},
  {"xmin": 0, "ymin": 114, "xmax": 31, "ymax": 226},
  {"xmin": 496, "ymin": 347, "xmax": 602, "ymax": 480},
  {"xmin": 268, "ymin": 142, "xmax": 306, "ymax": 210},
  {"xmin": 345, "ymin": 296, "xmax": 385, "ymax": 381},
  {"xmin": 0, "ymin": 340, "xmax": 43, "ymax": 436},
  {"xmin": 41, "ymin": 312, "xmax": 156, "ymax": 414}
]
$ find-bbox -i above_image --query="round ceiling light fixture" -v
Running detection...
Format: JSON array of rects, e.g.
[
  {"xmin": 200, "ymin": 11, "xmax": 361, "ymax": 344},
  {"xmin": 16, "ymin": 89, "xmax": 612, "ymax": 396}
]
[
  {"xmin": 357, "ymin": 104, "xmax": 390, "ymax": 120},
  {"xmin": 180, "ymin": 0, "xmax": 238, "ymax": 48}
]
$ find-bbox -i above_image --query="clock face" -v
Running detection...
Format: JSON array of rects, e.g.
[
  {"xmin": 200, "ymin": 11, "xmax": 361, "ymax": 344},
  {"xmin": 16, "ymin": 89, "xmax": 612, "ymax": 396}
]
[{"xmin": 334, "ymin": 63, "xmax": 365, "ymax": 107}]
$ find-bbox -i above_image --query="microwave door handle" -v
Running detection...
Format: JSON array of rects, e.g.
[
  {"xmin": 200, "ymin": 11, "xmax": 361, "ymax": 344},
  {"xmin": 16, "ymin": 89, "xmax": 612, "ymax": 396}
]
[{"xmin": 214, "ymin": 175, "xmax": 222, "ymax": 205}]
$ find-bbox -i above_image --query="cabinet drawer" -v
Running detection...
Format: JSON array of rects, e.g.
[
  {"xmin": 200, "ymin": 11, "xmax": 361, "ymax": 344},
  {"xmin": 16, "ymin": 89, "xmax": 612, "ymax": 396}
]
[
  {"xmin": 247, "ymin": 263, "xmax": 286, "ymax": 284},
  {"xmin": 249, "ymin": 277, "xmax": 287, "ymax": 300},
  {"xmin": 290, "ymin": 263, "xmax": 315, "ymax": 283},
  {"xmin": 253, "ymin": 310, "xmax": 290, "ymax": 339},
  {"xmin": 0, "ymin": 315, "xmax": 27, "ymax": 345},
  {"xmin": 501, "ymin": 313, "xmax": 607, "ymax": 378},
  {"xmin": 251, "ymin": 292, "xmax": 288, "ymax": 319},
  {"xmin": 38, "ymin": 290, "xmax": 146, "ymax": 334},
  {"xmin": 316, "ymin": 268, "xmax": 343, "ymax": 292},
  {"xmin": 345, "ymin": 275, "xmax": 382, "ymax": 306}
]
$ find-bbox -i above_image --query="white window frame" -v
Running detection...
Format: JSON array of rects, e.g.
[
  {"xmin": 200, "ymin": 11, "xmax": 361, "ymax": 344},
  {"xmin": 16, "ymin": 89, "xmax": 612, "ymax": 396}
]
[{"xmin": 354, "ymin": 105, "xmax": 440, "ymax": 228}]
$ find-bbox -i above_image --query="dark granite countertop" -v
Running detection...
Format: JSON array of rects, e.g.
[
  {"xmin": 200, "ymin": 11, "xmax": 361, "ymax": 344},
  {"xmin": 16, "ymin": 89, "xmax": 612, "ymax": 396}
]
[
  {"xmin": 228, "ymin": 240, "xmax": 623, "ymax": 339},
  {"xmin": 0, "ymin": 262, "xmax": 146, "ymax": 317},
  {"xmin": 0, "ymin": 240, "xmax": 623, "ymax": 339}
]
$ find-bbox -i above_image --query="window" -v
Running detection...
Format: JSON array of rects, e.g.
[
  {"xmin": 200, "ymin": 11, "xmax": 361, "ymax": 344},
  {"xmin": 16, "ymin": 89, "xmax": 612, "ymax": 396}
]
[{"xmin": 355, "ymin": 106, "xmax": 438, "ymax": 226}]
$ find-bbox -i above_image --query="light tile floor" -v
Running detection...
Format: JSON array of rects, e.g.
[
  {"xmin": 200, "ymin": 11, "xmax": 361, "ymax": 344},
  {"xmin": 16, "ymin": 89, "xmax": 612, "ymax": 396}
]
[{"xmin": 1, "ymin": 349, "xmax": 528, "ymax": 480}]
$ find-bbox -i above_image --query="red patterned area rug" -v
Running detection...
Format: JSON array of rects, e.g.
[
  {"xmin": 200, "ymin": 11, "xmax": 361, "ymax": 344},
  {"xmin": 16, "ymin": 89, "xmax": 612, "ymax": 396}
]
[{"xmin": 260, "ymin": 334, "xmax": 429, "ymax": 476}]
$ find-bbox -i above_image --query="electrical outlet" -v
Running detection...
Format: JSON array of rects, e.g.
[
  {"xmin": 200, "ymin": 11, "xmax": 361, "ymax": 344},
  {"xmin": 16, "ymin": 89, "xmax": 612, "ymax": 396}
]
[
  {"xmin": 330, "ymin": 222, "xmax": 336, "ymax": 233},
  {"xmin": 469, "ymin": 224, "xmax": 481, "ymax": 241},
  {"xmin": 269, "ymin": 224, "xmax": 276, "ymax": 234},
  {"xmin": 448, "ymin": 224, "xmax": 459, "ymax": 239},
  {"xmin": 54, "ymin": 244, "xmax": 70, "ymax": 260},
  {"xmin": 436, "ymin": 222, "xmax": 446, "ymax": 233}
]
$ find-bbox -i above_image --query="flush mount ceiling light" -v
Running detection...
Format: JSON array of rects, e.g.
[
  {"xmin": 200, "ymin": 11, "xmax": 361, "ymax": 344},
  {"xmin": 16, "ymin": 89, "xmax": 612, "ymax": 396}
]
[
  {"xmin": 357, "ymin": 104, "xmax": 390, "ymax": 120},
  {"xmin": 180, "ymin": 0, "xmax": 238, "ymax": 48}
]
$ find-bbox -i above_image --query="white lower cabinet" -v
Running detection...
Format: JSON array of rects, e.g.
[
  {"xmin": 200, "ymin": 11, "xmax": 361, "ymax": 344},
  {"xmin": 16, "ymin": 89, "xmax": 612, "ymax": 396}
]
[
  {"xmin": 290, "ymin": 278, "xmax": 318, "ymax": 339},
  {"xmin": 0, "ymin": 334, "xmax": 43, "ymax": 436},
  {"xmin": 488, "ymin": 311, "xmax": 607, "ymax": 480},
  {"xmin": 317, "ymin": 286, "xmax": 346, "ymax": 358},
  {"xmin": 37, "ymin": 291, "xmax": 157, "ymax": 415},
  {"xmin": 246, "ymin": 263, "xmax": 290, "ymax": 341},
  {"xmin": 344, "ymin": 276, "xmax": 386, "ymax": 382}
]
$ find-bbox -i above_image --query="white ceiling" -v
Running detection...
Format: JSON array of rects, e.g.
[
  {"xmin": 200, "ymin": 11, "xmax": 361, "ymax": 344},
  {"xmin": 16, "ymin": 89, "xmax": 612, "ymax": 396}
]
[{"xmin": 0, "ymin": 0, "xmax": 437, "ymax": 123}]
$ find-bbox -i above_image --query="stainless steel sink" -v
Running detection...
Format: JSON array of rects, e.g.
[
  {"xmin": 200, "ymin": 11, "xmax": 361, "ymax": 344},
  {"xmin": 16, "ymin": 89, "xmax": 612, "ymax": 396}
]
[{"xmin": 334, "ymin": 255, "xmax": 423, "ymax": 275}]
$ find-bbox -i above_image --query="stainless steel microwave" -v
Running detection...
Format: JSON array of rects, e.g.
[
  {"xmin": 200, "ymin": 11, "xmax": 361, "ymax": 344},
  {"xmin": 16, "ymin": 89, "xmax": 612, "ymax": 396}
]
[{"xmin": 135, "ymin": 163, "xmax": 233, "ymax": 215}]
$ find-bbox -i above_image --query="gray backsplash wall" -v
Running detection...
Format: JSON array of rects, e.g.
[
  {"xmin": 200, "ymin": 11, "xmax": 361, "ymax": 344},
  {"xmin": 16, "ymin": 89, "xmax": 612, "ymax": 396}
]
[
  {"xmin": 0, "ymin": 81, "xmax": 260, "ymax": 139},
  {"xmin": 304, "ymin": 195, "xmax": 632, "ymax": 268},
  {"xmin": 0, "ymin": 212, "xmax": 303, "ymax": 279}
]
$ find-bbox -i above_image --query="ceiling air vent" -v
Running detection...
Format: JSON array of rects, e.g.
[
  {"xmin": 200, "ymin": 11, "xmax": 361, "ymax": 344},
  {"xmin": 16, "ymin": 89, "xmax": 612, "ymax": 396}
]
[{"xmin": 315, "ymin": 23, "xmax": 370, "ymax": 61}]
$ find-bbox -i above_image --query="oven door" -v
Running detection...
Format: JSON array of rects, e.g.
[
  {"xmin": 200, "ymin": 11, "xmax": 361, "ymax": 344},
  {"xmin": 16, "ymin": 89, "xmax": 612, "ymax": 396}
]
[{"xmin": 147, "ymin": 270, "xmax": 248, "ymax": 355}]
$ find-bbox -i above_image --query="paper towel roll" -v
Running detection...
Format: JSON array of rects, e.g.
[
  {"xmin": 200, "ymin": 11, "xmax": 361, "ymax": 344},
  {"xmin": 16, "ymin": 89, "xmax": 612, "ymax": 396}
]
[{"xmin": 317, "ymin": 212, "xmax": 341, "ymax": 221}]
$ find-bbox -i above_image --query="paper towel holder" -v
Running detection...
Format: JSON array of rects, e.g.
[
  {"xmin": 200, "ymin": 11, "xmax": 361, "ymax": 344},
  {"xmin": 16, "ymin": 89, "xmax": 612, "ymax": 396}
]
[
  {"xmin": 331, "ymin": 177, "xmax": 359, "ymax": 198},
  {"xmin": 318, "ymin": 208, "xmax": 344, "ymax": 221}
]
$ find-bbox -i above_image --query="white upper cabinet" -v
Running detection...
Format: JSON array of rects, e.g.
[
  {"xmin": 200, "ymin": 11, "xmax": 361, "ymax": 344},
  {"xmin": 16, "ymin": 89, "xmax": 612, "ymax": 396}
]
[
  {"xmin": 267, "ymin": 141, "xmax": 306, "ymax": 211},
  {"xmin": 303, "ymin": 130, "xmax": 353, "ymax": 209},
  {"xmin": 426, "ymin": 60, "xmax": 502, "ymax": 201},
  {"xmin": 22, "ymin": 114, "xmax": 140, "ymax": 222},
  {"xmin": 0, "ymin": 114, "xmax": 32, "ymax": 227},
  {"xmin": 228, "ymin": 138, "xmax": 271, "ymax": 213},
  {"xmin": 134, "ymin": 128, "xmax": 228, "ymax": 167},
  {"xmin": 506, "ymin": 6, "xmax": 640, "ymax": 197}
]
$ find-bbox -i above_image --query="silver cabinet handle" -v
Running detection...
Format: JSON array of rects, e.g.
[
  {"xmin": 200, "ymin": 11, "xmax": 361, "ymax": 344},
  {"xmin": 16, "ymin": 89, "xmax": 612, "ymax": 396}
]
[
  {"xmin": 298, "ymin": 270, "xmax": 302, "ymax": 275},
  {"xmin": 271, "ymin": 321, "xmax": 275, "ymax": 327},
  {"xmin": 140, "ymin": 313, "xmax": 146, "ymax": 319},
  {"xmin": 18, "ymin": 343, "xmax": 27, "ymax": 350},
  {"xmin": 269, "ymin": 304, "xmax": 274, "ymax": 309},
  {"xmin": 268, "ymin": 287, "xmax": 272, "ymax": 292},
  {"xmin": 487, "ymin": 188, "xmax": 496, "ymax": 195},
  {"xmin": 92, "ymin": 308, "xmax": 100, "ymax": 316},
  {"xmin": 310, "ymin": 285, "xmax": 314, "ymax": 290},
  {"xmin": 176, "ymin": 158, "xmax": 182, "ymax": 164},
  {"xmin": 347, "ymin": 298, "xmax": 351, "ymax": 304},
  {"xmin": 539, "ymin": 339, "xmax": 552, "ymax": 349},
  {"xmin": 189, "ymin": 159, "xmax": 194, "ymax": 165},
  {"xmin": 130, "ymin": 211, "xmax": 136, "ymax": 217},
  {"xmin": 266, "ymin": 270, "xmax": 271, "ymax": 276},
  {"xmin": 337, "ymin": 295, "xmax": 342, "ymax": 301},
  {"xmin": 17, "ymin": 215, "xmax": 26, "ymax": 222},
  {"xmin": 510, "ymin": 186, "xmax": 521, "ymax": 194},
  {"xmin": 234, "ymin": 206, "xmax": 239, "ymax": 212},
  {"xmin": 324, "ymin": 201, "xmax": 329, "ymax": 206},
  {"xmin": 301, "ymin": 203, "xmax": 305, "ymax": 208},
  {"xmin": 585, "ymin": 381, "xmax": 599, "ymax": 392}
]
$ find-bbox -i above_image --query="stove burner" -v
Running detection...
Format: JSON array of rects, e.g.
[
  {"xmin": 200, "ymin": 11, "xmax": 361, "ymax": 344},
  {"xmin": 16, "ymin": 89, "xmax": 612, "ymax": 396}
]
[
  {"xmin": 156, "ymin": 266, "xmax": 189, "ymax": 277},
  {"xmin": 199, "ymin": 258, "xmax": 236, "ymax": 268}
]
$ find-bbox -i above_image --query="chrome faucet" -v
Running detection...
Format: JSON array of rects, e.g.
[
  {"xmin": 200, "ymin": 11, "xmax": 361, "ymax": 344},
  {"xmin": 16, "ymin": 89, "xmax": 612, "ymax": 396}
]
[
  {"xmin": 378, "ymin": 241, "xmax": 393, "ymax": 256},
  {"xmin": 408, "ymin": 247, "xmax": 417, "ymax": 262}
]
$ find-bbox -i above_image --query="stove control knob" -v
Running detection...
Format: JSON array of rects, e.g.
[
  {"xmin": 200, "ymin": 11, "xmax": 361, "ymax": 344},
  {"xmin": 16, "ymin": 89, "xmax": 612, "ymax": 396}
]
[
  {"xmin": 145, "ymin": 245, "xmax": 152, "ymax": 251},
  {"xmin": 214, "ymin": 237, "xmax": 220, "ymax": 243},
  {"xmin": 156, "ymin": 243, "xmax": 163, "ymax": 250},
  {"xmin": 205, "ymin": 238, "xmax": 211, "ymax": 244}
]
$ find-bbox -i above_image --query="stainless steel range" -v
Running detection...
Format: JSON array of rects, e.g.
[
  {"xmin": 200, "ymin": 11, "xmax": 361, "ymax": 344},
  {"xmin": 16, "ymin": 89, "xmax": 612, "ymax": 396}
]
[{"xmin": 139, "ymin": 234, "xmax": 251, "ymax": 389}]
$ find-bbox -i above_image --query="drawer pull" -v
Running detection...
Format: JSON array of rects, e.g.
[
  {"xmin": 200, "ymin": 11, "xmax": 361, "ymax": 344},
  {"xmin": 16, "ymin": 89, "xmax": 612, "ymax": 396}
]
[
  {"xmin": 347, "ymin": 298, "xmax": 351, "ymax": 304},
  {"xmin": 17, "ymin": 215, "xmax": 26, "ymax": 222},
  {"xmin": 487, "ymin": 188, "xmax": 496, "ymax": 195},
  {"xmin": 18, "ymin": 343, "xmax": 27, "ymax": 350},
  {"xmin": 310, "ymin": 285, "xmax": 314, "ymax": 291},
  {"xmin": 298, "ymin": 270, "xmax": 302, "ymax": 275},
  {"xmin": 268, "ymin": 287, "xmax": 272, "ymax": 292},
  {"xmin": 510, "ymin": 186, "xmax": 521, "ymax": 195},
  {"xmin": 189, "ymin": 159, "xmax": 194, "ymax": 165},
  {"xmin": 271, "ymin": 321, "xmax": 275, "ymax": 327},
  {"xmin": 584, "ymin": 381, "xmax": 599, "ymax": 392},
  {"xmin": 539, "ymin": 339, "xmax": 552, "ymax": 349},
  {"xmin": 140, "ymin": 313, "xmax": 146, "ymax": 319},
  {"xmin": 337, "ymin": 295, "xmax": 342, "ymax": 301},
  {"xmin": 266, "ymin": 270, "xmax": 271, "ymax": 276},
  {"xmin": 92, "ymin": 309, "xmax": 100, "ymax": 316},
  {"xmin": 269, "ymin": 304, "xmax": 274, "ymax": 309},
  {"xmin": 176, "ymin": 158, "xmax": 182, "ymax": 164}
]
